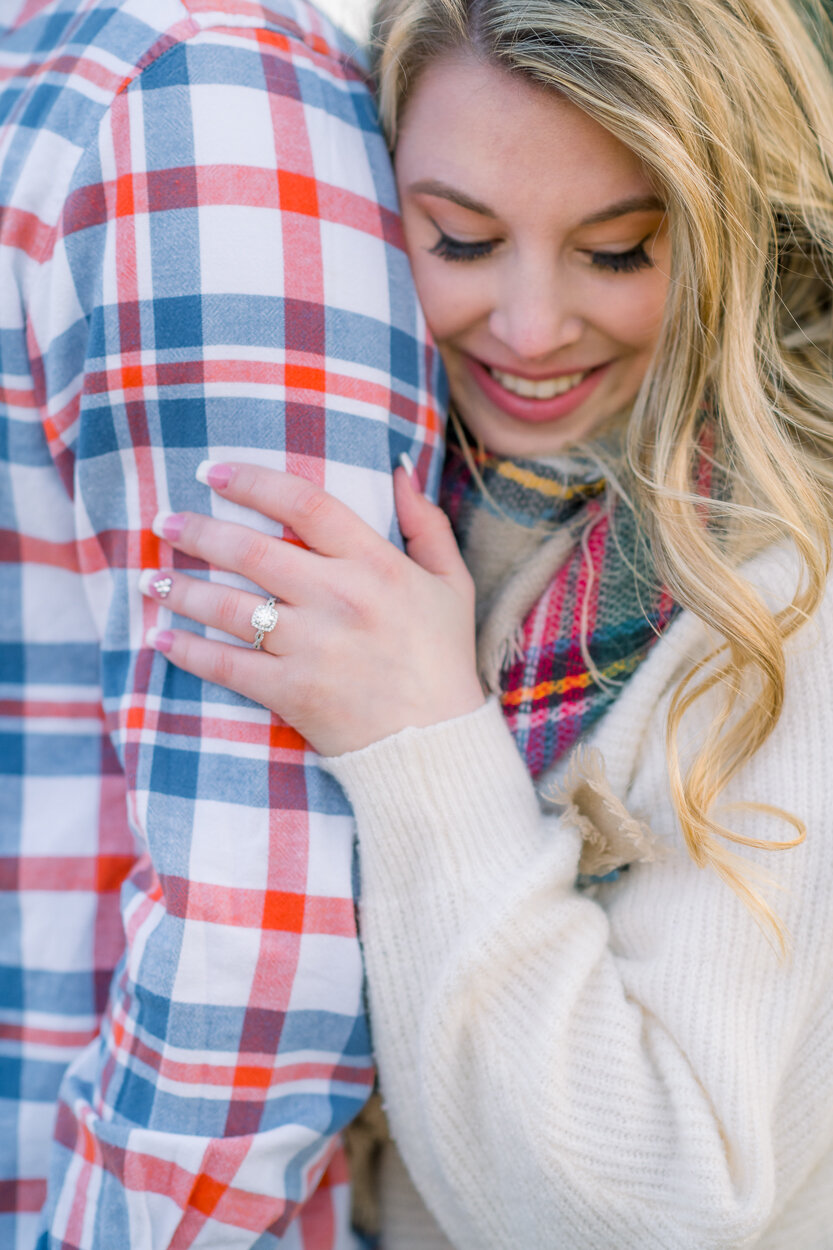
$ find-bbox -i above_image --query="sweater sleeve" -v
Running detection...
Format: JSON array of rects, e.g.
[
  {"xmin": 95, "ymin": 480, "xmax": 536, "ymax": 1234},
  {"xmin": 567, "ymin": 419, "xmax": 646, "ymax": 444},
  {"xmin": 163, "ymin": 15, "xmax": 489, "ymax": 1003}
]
[{"xmin": 322, "ymin": 622, "xmax": 833, "ymax": 1250}]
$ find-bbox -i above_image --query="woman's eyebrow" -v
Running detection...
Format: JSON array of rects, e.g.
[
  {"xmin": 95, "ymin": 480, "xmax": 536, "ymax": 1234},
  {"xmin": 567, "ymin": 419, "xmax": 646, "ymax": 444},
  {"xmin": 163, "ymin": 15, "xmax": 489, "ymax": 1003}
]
[
  {"xmin": 408, "ymin": 180, "xmax": 498, "ymax": 217},
  {"xmin": 407, "ymin": 181, "xmax": 663, "ymax": 227},
  {"xmin": 579, "ymin": 194, "xmax": 665, "ymax": 225}
]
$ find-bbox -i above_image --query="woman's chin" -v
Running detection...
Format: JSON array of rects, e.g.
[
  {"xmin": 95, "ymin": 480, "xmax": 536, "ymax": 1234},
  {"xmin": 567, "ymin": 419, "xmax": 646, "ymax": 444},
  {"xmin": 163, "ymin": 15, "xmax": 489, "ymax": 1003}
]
[
  {"xmin": 450, "ymin": 398, "xmax": 617, "ymax": 459},
  {"xmin": 447, "ymin": 367, "xmax": 637, "ymax": 459}
]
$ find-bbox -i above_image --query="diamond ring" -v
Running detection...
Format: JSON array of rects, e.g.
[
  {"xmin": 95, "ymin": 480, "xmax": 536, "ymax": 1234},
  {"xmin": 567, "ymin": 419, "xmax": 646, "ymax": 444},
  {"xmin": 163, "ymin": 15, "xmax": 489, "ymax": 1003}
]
[{"xmin": 251, "ymin": 595, "xmax": 279, "ymax": 649}]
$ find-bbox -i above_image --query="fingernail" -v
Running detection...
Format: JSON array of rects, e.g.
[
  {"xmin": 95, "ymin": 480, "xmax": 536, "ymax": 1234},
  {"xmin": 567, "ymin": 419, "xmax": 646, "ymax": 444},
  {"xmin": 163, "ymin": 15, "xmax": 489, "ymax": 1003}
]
[
  {"xmin": 145, "ymin": 628, "xmax": 174, "ymax": 653},
  {"xmin": 196, "ymin": 460, "xmax": 233, "ymax": 489},
  {"xmin": 139, "ymin": 569, "xmax": 173, "ymax": 599},
  {"xmin": 398, "ymin": 452, "xmax": 421, "ymax": 489},
  {"xmin": 152, "ymin": 511, "xmax": 185, "ymax": 542}
]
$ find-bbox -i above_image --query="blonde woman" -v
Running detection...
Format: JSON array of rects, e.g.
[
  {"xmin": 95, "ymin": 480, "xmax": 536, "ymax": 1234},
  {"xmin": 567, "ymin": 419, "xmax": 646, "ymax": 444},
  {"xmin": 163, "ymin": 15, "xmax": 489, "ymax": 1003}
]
[{"xmin": 139, "ymin": 0, "xmax": 833, "ymax": 1244}]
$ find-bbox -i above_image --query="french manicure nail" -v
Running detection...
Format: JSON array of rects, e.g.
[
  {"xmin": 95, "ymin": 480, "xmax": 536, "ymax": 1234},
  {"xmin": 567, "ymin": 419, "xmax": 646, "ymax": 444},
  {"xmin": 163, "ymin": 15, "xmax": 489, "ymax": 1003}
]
[
  {"xmin": 398, "ymin": 452, "xmax": 422, "ymax": 492},
  {"xmin": 196, "ymin": 460, "xmax": 233, "ymax": 489},
  {"xmin": 398, "ymin": 451, "xmax": 422, "ymax": 488},
  {"xmin": 145, "ymin": 628, "xmax": 174, "ymax": 653},
  {"xmin": 152, "ymin": 511, "xmax": 185, "ymax": 542}
]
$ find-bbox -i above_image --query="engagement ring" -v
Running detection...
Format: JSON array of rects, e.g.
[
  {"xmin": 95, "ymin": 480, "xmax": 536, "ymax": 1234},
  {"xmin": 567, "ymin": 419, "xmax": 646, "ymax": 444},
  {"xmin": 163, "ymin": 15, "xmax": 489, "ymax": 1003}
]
[{"xmin": 251, "ymin": 595, "xmax": 279, "ymax": 649}]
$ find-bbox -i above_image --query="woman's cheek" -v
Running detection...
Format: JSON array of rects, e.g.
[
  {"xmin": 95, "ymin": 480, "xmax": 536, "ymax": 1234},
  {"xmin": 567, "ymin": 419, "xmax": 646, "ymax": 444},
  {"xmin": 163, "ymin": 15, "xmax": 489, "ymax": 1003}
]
[
  {"xmin": 603, "ymin": 275, "xmax": 669, "ymax": 348},
  {"xmin": 410, "ymin": 266, "xmax": 478, "ymax": 347}
]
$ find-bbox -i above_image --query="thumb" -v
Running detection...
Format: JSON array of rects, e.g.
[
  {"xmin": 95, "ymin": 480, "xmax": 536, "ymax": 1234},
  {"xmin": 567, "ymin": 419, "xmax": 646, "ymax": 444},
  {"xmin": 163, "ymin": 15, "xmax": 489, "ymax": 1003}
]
[{"xmin": 394, "ymin": 459, "xmax": 466, "ymax": 582}]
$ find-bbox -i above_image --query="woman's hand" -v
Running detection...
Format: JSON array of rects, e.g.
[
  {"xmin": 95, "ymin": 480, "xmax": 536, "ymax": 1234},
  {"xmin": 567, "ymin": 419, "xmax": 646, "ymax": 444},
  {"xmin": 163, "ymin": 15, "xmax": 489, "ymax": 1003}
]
[{"xmin": 141, "ymin": 459, "xmax": 486, "ymax": 756}]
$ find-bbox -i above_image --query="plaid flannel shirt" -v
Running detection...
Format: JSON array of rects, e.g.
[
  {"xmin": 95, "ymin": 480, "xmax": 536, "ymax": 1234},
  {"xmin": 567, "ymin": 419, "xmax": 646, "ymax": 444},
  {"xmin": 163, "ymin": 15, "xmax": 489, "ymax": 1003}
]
[{"xmin": 0, "ymin": 2, "xmax": 445, "ymax": 1246}]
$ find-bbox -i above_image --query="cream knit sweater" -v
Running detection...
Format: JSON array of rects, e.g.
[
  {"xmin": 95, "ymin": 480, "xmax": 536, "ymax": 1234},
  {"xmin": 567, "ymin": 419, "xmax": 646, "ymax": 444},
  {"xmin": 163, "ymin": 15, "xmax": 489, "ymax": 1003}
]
[{"xmin": 323, "ymin": 545, "xmax": 833, "ymax": 1250}]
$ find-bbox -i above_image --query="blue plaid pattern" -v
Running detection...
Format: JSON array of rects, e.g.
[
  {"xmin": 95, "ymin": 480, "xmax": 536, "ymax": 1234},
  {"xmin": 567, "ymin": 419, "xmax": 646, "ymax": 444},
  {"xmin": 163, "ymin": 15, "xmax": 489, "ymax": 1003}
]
[{"xmin": 0, "ymin": 2, "xmax": 445, "ymax": 1246}]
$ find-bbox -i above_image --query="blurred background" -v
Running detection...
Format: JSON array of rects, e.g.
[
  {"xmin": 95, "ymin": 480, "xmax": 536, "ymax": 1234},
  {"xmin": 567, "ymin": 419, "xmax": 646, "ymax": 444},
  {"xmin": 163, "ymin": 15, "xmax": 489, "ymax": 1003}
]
[{"xmin": 317, "ymin": 0, "xmax": 373, "ymax": 41}]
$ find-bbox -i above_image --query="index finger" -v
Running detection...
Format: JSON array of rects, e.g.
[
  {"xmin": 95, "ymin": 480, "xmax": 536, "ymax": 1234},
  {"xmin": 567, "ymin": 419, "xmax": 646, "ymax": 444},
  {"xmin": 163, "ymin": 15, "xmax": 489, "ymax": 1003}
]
[{"xmin": 196, "ymin": 460, "xmax": 386, "ymax": 559}]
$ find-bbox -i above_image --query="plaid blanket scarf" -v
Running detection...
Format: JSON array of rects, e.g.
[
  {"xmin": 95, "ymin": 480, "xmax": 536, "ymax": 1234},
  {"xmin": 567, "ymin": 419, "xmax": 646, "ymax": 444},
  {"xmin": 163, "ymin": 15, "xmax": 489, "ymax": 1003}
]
[{"xmin": 440, "ymin": 439, "xmax": 680, "ymax": 779}]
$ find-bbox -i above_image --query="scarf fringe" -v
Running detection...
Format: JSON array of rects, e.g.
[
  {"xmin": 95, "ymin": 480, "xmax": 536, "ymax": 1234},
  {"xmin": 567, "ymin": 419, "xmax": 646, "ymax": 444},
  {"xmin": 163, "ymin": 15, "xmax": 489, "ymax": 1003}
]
[
  {"xmin": 481, "ymin": 625, "xmax": 527, "ymax": 694},
  {"xmin": 544, "ymin": 745, "xmax": 666, "ymax": 876}
]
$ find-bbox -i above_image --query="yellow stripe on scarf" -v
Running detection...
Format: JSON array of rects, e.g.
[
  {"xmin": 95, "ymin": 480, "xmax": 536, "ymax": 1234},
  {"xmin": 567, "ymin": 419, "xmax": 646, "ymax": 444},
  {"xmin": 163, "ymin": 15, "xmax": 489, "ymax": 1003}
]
[{"xmin": 494, "ymin": 459, "xmax": 605, "ymax": 501}]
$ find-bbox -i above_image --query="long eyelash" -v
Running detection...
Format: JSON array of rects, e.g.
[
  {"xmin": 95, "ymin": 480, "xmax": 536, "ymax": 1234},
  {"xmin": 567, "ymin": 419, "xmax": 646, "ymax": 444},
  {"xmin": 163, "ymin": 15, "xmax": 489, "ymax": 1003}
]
[
  {"xmin": 428, "ymin": 230, "xmax": 497, "ymax": 262},
  {"xmin": 591, "ymin": 242, "xmax": 653, "ymax": 274}
]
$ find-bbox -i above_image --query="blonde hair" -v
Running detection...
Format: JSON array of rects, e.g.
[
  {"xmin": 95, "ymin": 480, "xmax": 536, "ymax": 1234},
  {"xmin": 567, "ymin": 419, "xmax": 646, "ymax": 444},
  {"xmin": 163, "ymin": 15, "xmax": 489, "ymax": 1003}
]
[{"xmin": 372, "ymin": 0, "xmax": 833, "ymax": 946}]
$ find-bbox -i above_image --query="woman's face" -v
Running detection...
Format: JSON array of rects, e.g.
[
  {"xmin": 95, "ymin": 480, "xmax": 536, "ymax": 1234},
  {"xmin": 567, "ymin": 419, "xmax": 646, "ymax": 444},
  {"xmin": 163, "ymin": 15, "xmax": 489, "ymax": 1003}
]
[{"xmin": 395, "ymin": 54, "xmax": 672, "ymax": 458}]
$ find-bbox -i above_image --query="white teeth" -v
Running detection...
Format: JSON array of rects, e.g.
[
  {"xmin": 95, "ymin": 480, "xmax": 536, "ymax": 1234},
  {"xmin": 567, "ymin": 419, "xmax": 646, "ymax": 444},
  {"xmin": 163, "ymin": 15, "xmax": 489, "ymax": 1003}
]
[{"xmin": 490, "ymin": 367, "xmax": 587, "ymax": 399}]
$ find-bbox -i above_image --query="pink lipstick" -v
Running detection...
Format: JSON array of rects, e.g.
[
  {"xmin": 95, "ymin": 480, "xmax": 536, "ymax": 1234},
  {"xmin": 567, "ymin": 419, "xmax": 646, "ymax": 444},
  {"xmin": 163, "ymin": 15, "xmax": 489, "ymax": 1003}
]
[{"xmin": 465, "ymin": 356, "xmax": 610, "ymax": 424}]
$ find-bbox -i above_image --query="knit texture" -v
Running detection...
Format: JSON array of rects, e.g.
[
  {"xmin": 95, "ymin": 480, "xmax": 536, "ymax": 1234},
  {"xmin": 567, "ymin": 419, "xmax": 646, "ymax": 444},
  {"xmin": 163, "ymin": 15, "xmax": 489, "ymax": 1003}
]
[{"xmin": 324, "ymin": 545, "xmax": 833, "ymax": 1249}]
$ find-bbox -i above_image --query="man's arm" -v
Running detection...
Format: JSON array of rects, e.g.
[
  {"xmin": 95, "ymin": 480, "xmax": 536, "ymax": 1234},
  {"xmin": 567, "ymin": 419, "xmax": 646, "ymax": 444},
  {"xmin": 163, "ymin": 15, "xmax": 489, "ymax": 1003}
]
[{"xmin": 32, "ymin": 15, "xmax": 444, "ymax": 1246}]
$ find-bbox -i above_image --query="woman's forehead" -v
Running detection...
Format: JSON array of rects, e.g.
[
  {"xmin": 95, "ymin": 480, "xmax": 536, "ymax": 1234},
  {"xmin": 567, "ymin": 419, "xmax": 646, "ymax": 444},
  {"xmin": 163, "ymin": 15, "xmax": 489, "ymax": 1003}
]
[{"xmin": 394, "ymin": 53, "xmax": 659, "ymax": 229}]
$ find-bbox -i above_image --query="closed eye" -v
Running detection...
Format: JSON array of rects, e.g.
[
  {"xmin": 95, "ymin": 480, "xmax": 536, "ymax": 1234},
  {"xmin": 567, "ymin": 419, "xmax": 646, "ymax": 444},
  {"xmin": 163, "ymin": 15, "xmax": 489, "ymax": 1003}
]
[
  {"xmin": 428, "ymin": 228, "xmax": 499, "ymax": 262},
  {"xmin": 589, "ymin": 238, "xmax": 653, "ymax": 274}
]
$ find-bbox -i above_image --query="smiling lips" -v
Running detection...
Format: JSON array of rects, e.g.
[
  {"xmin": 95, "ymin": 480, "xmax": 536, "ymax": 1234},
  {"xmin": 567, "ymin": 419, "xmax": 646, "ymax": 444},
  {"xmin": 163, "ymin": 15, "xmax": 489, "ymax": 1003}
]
[
  {"xmin": 490, "ymin": 366, "xmax": 590, "ymax": 400},
  {"xmin": 465, "ymin": 355, "xmax": 610, "ymax": 424}
]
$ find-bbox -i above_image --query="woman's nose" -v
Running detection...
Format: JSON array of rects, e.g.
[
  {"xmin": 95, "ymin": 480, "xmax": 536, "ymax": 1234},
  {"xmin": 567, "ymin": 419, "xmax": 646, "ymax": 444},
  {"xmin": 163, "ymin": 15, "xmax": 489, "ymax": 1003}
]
[{"xmin": 488, "ymin": 268, "xmax": 583, "ymax": 361}]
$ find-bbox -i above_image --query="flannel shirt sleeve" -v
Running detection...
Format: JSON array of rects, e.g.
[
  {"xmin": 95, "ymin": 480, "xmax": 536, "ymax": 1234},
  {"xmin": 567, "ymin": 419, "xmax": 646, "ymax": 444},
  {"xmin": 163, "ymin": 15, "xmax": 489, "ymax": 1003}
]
[{"xmin": 28, "ymin": 22, "xmax": 443, "ymax": 1249}]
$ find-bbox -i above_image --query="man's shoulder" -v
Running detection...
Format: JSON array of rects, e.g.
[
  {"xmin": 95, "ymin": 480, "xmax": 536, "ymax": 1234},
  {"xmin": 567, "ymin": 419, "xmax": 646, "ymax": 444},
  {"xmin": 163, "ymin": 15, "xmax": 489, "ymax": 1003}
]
[
  {"xmin": 0, "ymin": 0, "xmax": 372, "ymax": 253},
  {"xmin": 2, "ymin": 0, "xmax": 362, "ymax": 99}
]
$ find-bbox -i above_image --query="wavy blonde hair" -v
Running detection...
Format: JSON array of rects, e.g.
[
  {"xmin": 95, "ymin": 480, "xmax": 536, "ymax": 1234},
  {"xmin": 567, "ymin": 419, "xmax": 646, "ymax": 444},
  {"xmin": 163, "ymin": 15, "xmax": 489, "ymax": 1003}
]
[{"xmin": 371, "ymin": 0, "xmax": 833, "ymax": 946}]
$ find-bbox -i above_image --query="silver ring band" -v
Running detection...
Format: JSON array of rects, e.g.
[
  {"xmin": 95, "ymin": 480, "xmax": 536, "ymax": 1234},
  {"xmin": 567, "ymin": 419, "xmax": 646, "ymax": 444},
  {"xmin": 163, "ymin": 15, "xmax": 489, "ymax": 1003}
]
[{"xmin": 251, "ymin": 595, "xmax": 279, "ymax": 649}]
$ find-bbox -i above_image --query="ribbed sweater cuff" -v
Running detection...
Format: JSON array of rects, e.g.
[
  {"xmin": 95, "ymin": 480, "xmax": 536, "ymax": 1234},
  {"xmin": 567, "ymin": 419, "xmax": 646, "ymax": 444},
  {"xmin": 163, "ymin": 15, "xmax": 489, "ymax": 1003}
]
[{"xmin": 321, "ymin": 698, "xmax": 550, "ymax": 894}]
